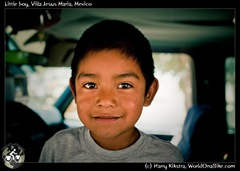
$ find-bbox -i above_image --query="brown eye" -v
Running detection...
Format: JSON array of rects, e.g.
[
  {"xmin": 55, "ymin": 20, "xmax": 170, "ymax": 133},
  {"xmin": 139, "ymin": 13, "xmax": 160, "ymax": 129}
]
[
  {"xmin": 83, "ymin": 83, "xmax": 97, "ymax": 89},
  {"xmin": 117, "ymin": 83, "xmax": 133, "ymax": 89}
]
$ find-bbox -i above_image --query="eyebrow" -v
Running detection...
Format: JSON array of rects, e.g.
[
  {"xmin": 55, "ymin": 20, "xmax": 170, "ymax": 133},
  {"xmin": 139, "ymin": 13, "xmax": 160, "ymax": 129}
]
[
  {"xmin": 115, "ymin": 72, "xmax": 140, "ymax": 80},
  {"xmin": 77, "ymin": 73, "xmax": 96, "ymax": 79},
  {"xmin": 77, "ymin": 72, "xmax": 140, "ymax": 80}
]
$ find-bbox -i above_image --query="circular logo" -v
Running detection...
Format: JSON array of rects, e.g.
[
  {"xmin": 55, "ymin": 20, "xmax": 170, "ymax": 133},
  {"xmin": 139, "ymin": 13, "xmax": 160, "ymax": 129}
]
[{"xmin": 2, "ymin": 143, "xmax": 25, "ymax": 169}]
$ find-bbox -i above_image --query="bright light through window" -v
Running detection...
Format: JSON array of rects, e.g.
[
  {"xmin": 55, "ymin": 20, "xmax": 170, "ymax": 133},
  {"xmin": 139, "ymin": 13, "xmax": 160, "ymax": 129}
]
[{"xmin": 225, "ymin": 57, "xmax": 235, "ymax": 134}]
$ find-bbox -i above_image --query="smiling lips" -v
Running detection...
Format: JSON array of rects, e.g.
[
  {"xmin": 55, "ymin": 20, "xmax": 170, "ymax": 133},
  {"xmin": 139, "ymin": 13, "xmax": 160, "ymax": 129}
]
[{"xmin": 93, "ymin": 115, "xmax": 121, "ymax": 122}]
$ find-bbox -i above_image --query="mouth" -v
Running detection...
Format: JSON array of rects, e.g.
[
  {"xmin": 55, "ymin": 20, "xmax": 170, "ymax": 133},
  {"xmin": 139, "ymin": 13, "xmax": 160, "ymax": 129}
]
[{"xmin": 92, "ymin": 115, "xmax": 121, "ymax": 122}]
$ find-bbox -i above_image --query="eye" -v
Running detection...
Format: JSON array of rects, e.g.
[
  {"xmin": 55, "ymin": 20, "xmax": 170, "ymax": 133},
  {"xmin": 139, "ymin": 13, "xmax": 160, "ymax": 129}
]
[
  {"xmin": 117, "ymin": 83, "xmax": 133, "ymax": 89},
  {"xmin": 83, "ymin": 82, "xmax": 97, "ymax": 89}
]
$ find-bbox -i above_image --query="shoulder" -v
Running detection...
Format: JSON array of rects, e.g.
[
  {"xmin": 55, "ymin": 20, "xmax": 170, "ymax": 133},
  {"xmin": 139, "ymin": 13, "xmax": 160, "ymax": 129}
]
[
  {"xmin": 54, "ymin": 127, "xmax": 80, "ymax": 136},
  {"xmin": 139, "ymin": 131, "xmax": 184, "ymax": 162},
  {"xmin": 46, "ymin": 126, "xmax": 84, "ymax": 144},
  {"xmin": 149, "ymin": 134, "xmax": 181, "ymax": 152},
  {"xmin": 139, "ymin": 131, "xmax": 178, "ymax": 149}
]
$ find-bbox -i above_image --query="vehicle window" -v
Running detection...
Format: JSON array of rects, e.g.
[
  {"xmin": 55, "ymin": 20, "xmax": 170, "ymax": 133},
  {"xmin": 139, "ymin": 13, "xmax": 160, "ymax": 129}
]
[
  {"xmin": 225, "ymin": 57, "xmax": 235, "ymax": 134},
  {"xmin": 14, "ymin": 65, "xmax": 71, "ymax": 107},
  {"xmin": 64, "ymin": 53, "xmax": 194, "ymax": 135}
]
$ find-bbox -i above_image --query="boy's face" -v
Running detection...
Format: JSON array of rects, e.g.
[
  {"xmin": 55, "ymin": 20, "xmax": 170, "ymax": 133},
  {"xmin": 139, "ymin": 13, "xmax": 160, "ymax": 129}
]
[{"xmin": 70, "ymin": 49, "xmax": 157, "ymax": 140}]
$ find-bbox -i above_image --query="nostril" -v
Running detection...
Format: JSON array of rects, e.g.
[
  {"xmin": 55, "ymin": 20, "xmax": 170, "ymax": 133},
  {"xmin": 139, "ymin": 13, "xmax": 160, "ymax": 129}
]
[
  {"xmin": 96, "ymin": 90, "xmax": 117, "ymax": 108},
  {"xmin": 97, "ymin": 103, "xmax": 114, "ymax": 108}
]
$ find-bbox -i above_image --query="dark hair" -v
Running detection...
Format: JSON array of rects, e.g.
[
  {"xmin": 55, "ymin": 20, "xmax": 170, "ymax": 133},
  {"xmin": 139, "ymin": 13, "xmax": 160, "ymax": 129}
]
[{"xmin": 71, "ymin": 20, "xmax": 155, "ymax": 95}]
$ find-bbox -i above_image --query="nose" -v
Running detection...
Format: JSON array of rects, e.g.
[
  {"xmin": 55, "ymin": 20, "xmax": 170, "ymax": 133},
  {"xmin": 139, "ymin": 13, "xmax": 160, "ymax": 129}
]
[{"xmin": 96, "ymin": 88, "xmax": 117, "ymax": 108}]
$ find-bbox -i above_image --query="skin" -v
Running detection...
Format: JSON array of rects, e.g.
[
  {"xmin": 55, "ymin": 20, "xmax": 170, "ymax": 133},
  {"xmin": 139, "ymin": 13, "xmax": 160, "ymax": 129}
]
[{"xmin": 69, "ymin": 49, "xmax": 158, "ymax": 150}]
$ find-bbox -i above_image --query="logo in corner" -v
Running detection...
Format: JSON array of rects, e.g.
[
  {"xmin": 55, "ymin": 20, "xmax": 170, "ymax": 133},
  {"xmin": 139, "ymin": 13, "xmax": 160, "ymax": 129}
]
[{"xmin": 2, "ymin": 143, "xmax": 25, "ymax": 169}]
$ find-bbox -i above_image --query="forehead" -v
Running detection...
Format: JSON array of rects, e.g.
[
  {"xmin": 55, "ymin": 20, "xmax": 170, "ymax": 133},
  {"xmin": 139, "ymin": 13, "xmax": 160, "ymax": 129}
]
[
  {"xmin": 76, "ymin": 49, "xmax": 144, "ymax": 79},
  {"xmin": 79, "ymin": 49, "xmax": 139, "ymax": 68}
]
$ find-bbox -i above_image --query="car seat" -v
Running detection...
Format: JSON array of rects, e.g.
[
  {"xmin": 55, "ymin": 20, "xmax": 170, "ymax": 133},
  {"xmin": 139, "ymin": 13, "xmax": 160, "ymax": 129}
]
[
  {"xmin": 5, "ymin": 64, "xmax": 55, "ymax": 162},
  {"xmin": 177, "ymin": 104, "xmax": 227, "ymax": 162},
  {"xmin": 5, "ymin": 101, "xmax": 54, "ymax": 162}
]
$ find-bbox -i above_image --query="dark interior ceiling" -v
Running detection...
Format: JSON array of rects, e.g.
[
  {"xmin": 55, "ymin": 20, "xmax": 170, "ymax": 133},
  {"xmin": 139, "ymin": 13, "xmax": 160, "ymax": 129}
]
[
  {"xmin": 45, "ymin": 8, "xmax": 235, "ymax": 51},
  {"xmin": 6, "ymin": 8, "xmax": 235, "ymax": 52}
]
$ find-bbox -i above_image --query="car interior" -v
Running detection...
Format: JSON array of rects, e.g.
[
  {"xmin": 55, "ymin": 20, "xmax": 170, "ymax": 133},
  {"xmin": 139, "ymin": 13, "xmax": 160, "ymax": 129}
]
[{"xmin": 4, "ymin": 8, "xmax": 235, "ymax": 163}]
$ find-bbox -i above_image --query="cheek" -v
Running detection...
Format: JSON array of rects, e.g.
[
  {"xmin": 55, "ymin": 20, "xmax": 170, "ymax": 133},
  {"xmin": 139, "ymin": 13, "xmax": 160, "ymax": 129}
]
[
  {"xmin": 74, "ymin": 83, "xmax": 94, "ymax": 107},
  {"xmin": 119, "ymin": 93, "xmax": 145, "ymax": 116},
  {"xmin": 74, "ymin": 92, "xmax": 94, "ymax": 117}
]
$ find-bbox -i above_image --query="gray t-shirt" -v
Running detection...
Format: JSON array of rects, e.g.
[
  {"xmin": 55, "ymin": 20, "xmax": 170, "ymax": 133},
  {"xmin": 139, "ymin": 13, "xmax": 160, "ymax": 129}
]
[{"xmin": 39, "ymin": 126, "xmax": 184, "ymax": 162}]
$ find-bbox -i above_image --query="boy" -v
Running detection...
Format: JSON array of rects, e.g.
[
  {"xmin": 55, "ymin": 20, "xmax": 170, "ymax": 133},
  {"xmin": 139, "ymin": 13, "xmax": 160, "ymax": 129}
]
[{"xmin": 39, "ymin": 20, "xmax": 184, "ymax": 162}]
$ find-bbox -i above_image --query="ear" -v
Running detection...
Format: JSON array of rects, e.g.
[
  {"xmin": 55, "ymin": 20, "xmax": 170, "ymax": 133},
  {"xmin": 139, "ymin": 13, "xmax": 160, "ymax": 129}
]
[
  {"xmin": 69, "ymin": 78, "xmax": 76, "ymax": 100},
  {"xmin": 143, "ymin": 78, "xmax": 159, "ymax": 106}
]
